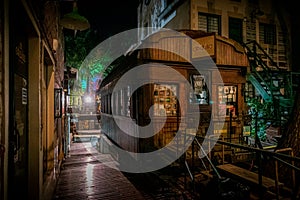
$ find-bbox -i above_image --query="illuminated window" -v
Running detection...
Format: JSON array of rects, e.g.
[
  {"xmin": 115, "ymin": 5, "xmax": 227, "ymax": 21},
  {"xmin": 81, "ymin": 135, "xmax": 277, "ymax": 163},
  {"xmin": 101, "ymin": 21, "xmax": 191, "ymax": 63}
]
[
  {"xmin": 190, "ymin": 74, "xmax": 209, "ymax": 105},
  {"xmin": 218, "ymin": 85, "xmax": 237, "ymax": 117},
  {"xmin": 153, "ymin": 84, "xmax": 178, "ymax": 116}
]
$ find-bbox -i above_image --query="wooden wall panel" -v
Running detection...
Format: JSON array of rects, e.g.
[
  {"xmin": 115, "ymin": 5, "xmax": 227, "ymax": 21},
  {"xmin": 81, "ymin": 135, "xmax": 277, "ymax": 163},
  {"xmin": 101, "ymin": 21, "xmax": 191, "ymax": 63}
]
[
  {"xmin": 140, "ymin": 37, "xmax": 191, "ymax": 62},
  {"xmin": 216, "ymin": 38, "xmax": 249, "ymax": 67}
]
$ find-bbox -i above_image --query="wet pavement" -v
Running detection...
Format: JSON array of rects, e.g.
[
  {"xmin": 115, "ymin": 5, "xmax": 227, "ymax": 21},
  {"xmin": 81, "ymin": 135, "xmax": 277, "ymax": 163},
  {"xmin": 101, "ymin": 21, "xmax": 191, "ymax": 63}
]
[
  {"xmin": 52, "ymin": 140, "xmax": 192, "ymax": 200},
  {"xmin": 51, "ymin": 137, "xmax": 299, "ymax": 200},
  {"xmin": 52, "ymin": 141, "xmax": 145, "ymax": 200}
]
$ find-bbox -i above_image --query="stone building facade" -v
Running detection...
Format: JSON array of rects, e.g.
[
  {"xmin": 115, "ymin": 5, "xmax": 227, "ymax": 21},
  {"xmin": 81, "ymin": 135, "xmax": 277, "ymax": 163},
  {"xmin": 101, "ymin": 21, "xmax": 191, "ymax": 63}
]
[
  {"xmin": 138, "ymin": 0, "xmax": 293, "ymax": 70},
  {"xmin": 136, "ymin": 0, "xmax": 298, "ymax": 140},
  {"xmin": 0, "ymin": 0, "xmax": 66, "ymax": 199}
]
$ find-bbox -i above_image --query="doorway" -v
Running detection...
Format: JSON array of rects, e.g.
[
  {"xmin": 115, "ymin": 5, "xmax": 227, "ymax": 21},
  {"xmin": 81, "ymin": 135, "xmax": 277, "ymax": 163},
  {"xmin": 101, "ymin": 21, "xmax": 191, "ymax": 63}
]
[{"xmin": 8, "ymin": 3, "xmax": 29, "ymax": 199}]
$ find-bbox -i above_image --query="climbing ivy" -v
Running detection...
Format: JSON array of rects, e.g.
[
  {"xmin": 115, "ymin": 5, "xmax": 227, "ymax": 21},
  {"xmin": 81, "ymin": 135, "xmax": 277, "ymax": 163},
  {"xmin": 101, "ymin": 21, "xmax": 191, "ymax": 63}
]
[{"xmin": 246, "ymin": 98, "xmax": 274, "ymax": 141}]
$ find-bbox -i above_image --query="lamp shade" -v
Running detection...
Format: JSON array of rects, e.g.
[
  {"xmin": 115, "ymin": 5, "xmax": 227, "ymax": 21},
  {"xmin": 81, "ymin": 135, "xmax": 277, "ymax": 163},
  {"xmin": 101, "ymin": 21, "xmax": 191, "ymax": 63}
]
[{"xmin": 60, "ymin": 2, "xmax": 90, "ymax": 31}]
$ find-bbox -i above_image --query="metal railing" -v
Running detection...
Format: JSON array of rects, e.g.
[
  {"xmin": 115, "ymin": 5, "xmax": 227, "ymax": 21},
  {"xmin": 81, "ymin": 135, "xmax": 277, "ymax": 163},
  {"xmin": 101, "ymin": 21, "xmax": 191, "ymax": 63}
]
[{"xmin": 183, "ymin": 134, "xmax": 300, "ymax": 199}]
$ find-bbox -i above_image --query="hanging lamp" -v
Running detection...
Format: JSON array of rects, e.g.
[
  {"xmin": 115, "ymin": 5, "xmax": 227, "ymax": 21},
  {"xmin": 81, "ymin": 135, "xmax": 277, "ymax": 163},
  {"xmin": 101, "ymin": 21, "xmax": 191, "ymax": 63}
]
[{"xmin": 60, "ymin": 1, "xmax": 90, "ymax": 31}]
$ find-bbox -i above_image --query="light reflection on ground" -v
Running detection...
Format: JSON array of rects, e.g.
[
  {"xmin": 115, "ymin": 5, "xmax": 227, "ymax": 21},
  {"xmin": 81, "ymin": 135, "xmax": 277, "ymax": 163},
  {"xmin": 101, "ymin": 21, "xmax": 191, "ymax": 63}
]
[{"xmin": 86, "ymin": 163, "xmax": 95, "ymax": 195}]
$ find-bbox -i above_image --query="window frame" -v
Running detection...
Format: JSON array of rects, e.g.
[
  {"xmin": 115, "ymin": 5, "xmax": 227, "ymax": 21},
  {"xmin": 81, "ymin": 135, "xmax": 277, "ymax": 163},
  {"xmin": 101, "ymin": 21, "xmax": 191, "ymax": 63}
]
[
  {"xmin": 153, "ymin": 83, "xmax": 178, "ymax": 117},
  {"xmin": 229, "ymin": 17, "xmax": 243, "ymax": 43},
  {"xmin": 198, "ymin": 12, "xmax": 221, "ymax": 35},
  {"xmin": 189, "ymin": 74, "xmax": 209, "ymax": 105},
  {"xmin": 217, "ymin": 85, "xmax": 238, "ymax": 117},
  {"xmin": 259, "ymin": 23, "xmax": 277, "ymax": 45}
]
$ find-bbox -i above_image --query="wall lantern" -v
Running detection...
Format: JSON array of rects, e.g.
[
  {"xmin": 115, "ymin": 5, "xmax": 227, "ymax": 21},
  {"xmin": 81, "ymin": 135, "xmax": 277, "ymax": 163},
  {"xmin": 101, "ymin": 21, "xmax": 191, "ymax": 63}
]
[{"xmin": 60, "ymin": 1, "xmax": 90, "ymax": 32}]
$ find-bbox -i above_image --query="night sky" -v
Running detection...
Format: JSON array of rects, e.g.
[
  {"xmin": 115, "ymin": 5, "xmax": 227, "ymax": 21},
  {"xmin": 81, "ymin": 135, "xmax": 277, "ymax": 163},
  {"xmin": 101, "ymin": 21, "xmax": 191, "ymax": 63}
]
[{"xmin": 76, "ymin": 0, "xmax": 140, "ymax": 41}]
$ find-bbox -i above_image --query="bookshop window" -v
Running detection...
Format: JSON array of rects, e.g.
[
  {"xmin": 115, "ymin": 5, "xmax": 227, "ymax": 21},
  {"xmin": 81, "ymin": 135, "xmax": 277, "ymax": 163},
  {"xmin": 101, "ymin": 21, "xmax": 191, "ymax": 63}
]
[
  {"xmin": 190, "ymin": 74, "xmax": 209, "ymax": 104},
  {"xmin": 218, "ymin": 85, "xmax": 237, "ymax": 117},
  {"xmin": 153, "ymin": 84, "xmax": 177, "ymax": 117}
]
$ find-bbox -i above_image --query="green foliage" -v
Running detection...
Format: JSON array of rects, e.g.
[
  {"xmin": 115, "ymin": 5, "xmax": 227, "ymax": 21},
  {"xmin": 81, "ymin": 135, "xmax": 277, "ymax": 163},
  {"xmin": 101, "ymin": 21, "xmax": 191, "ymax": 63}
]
[
  {"xmin": 64, "ymin": 29, "xmax": 106, "ymax": 93},
  {"xmin": 246, "ymin": 98, "xmax": 274, "ymax": 141},
  {"xmin": 64, "ymin": 28, "xmax": 139, "ymax": 94},
  {"xmin": 64, "ymin": 29, "xmax": 101, "ymax": 69}
]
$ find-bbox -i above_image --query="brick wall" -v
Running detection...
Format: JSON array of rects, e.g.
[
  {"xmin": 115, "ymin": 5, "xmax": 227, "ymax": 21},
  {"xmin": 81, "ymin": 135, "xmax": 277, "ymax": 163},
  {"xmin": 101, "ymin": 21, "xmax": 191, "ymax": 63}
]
[{"xmin": 29, "ymin": 0, "xmax": 65, "ymax": 87}]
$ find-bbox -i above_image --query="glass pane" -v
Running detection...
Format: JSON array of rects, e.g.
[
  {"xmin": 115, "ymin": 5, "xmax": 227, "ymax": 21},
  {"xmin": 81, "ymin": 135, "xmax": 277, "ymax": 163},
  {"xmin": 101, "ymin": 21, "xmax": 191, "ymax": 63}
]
[
  {"xmin": 190, "ymin": 74, "xmax": 208, "ymax": 104},
  {"xmin": 259, "ymin": 23, "xmax": 276, "ymax": 45},
  {"xmin": 229, "ymin": 17, "xmax": 243, "ymax": 43},
  {"xmin": 198, "ymin": 13, "xmax": 220, "ymax": 34},
  {"xmin": 153, "ymin": 84, "xmax": 177, "ymax": 116},
  {"xmin": 218, "ymin": 85, "xmax": 237, "ymax": 116},
  {"xmin": 207, "ymin": 16, "xmax": 219, "ymax": 33},
  {"xmin": 198, "ymin": 15, "xmax": 207, "ymax": 32}
]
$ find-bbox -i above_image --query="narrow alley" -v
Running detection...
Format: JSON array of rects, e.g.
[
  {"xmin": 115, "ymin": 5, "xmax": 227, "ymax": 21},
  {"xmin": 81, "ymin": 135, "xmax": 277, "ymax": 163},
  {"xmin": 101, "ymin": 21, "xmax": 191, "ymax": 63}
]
[
  {"xmin": 52, "ymin": 140, "xmax": 193, "ymax": 200},
  {"xmin": 52, "ymin": 141, "xmax": 145, "ymax": 200},
  {"xmin": 2, "ymin": 1, "xmax": 300, "ymax": 199}
]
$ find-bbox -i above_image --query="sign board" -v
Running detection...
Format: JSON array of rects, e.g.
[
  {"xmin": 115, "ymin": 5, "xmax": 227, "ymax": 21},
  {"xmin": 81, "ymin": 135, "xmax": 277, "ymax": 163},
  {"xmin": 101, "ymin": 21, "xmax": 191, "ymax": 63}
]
[
  {"xmin": 192, "ymin": 35, "xmax": 215, "ymax": 59},
  {"xmin": 243, "ymin": 126, "xmax": 251, "ymax": 136}
]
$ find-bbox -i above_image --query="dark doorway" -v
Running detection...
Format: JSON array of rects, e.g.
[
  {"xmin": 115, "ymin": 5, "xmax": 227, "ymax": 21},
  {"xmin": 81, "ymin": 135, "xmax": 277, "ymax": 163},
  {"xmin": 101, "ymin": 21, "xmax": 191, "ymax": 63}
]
[{"xmin": 8, "ymin": 2, "xmax": 29, "ymax": 199}]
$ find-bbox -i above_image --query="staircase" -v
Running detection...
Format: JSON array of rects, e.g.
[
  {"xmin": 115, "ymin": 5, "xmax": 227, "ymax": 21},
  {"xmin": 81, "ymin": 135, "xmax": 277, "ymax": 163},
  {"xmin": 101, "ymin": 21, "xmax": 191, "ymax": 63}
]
[
  {"xmin": 73, "ymin": 113, "xmax": 101, "ymax": 143},
  {"xmin": 74, "ymin": 129, "xmax": 101, "ymax": 143},
  {"xmin": 243, "ymin": 40, "xmax": 298, "ymax": 127}
]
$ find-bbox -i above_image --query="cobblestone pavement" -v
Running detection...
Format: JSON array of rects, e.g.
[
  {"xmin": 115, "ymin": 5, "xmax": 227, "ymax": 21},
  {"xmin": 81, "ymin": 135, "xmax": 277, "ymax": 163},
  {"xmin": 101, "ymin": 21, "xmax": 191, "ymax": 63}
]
[{"xmin": 52, "ymin": 141, "xmax": 193, "ymax": 200}]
